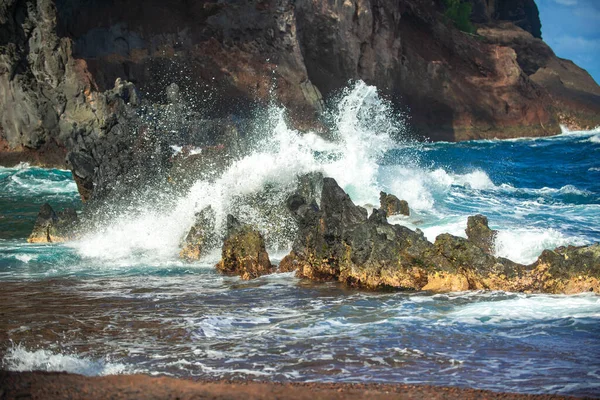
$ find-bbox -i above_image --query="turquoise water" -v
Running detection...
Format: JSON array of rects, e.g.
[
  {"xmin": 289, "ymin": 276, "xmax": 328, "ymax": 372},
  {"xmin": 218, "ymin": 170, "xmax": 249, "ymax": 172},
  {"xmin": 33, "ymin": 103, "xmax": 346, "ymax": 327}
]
[{"xmin": 1, "ymin": 83, "xmax": 599, "ymax": 396}]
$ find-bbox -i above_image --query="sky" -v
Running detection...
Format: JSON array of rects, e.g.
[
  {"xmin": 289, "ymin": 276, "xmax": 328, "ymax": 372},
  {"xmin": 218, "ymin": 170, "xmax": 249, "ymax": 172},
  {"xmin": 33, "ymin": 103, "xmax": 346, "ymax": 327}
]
[{"xmin": 536, "ymin": 0, "xmax": 600, "ymax": 84}]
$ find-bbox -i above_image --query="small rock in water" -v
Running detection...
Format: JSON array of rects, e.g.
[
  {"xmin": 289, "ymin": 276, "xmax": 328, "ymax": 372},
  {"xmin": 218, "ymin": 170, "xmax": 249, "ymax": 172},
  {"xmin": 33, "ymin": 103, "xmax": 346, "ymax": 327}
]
[
  {"xmin": 28, "ymin": 203, "xmax": 78, "ymax": 243},
  {"xmin": 215, "ymin": 215, "xmax": 274, "ymax": 280},
  {"xmin": 379, "ymin": 192, "xmax": 409, "ymax": 216},
  {"xmin": 179, "ymin": 206, "xmax": 217, "ymax": 261}
]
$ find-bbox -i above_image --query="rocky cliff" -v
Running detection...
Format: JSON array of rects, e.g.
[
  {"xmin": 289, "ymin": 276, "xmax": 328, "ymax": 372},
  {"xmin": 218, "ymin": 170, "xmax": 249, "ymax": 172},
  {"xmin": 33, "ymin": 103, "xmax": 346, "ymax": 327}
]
[{"xmin": 1, "ymin": 0, "xmax": 599, "ymax": 201}]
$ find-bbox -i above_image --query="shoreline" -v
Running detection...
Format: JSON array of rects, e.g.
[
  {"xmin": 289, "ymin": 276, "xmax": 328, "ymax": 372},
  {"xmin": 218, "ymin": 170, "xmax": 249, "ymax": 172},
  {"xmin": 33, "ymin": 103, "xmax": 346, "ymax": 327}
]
[{"xmin": 0, "ymin": 371, "xmax": 579, "ymax": 400}]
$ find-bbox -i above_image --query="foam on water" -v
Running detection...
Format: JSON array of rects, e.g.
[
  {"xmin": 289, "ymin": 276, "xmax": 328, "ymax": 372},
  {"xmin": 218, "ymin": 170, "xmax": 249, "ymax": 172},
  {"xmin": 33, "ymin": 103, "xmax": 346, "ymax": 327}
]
[
  {"xmin": 0, "ymin": 163, "xmax": 78, "ymax": 197},
  {"xmin": 3, "ymin": 343, "xmax": 129, "ymax": 376},
  {"xmin": 443, "ymin": 292, "xmax": 600, "ymax": 325}
]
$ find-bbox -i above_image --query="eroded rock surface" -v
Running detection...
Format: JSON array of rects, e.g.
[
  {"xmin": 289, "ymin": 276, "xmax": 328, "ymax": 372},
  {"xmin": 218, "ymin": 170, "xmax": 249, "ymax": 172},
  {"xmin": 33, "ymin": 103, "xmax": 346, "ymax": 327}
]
[
  {"xmin": 280, "ymin": 175, "xmax": 600, "ymax": 294},
  {"xmin": 179, "ymin": 206, "xmax": 218, "ymax": 262},
  {"xmin": 216, "ymin": 215, "xmax": 274, "ymax": 280},
  {"xmin": 380, "ymin": 192, "xmax": 410, "ymax": 217},
  {"xmin": 465, "ymin": 214, "xmax": 498, "ymax": 255}
]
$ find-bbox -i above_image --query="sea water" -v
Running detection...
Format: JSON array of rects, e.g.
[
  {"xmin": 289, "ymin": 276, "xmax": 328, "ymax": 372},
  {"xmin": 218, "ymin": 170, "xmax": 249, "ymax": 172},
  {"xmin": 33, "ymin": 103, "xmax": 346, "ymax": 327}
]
[{"xmin": 1, "ymin": 82, "xmax": 599, "ymax": 396}]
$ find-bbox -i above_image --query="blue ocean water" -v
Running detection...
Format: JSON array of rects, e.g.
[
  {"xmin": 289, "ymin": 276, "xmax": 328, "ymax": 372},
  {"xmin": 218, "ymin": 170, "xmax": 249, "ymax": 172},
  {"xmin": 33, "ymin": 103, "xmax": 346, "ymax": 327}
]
[{"xmin": 1, "ymin": 83, "xmax": 599, "ymax": 396}]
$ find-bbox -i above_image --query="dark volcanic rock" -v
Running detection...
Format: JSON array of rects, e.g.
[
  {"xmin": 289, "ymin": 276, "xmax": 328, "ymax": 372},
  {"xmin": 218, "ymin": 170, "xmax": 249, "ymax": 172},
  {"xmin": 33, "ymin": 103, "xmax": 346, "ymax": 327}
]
[
  {"xmin": 216, "ymin": 215, "xmax": 274, "ymax": 280},
  {"xmin": 467, "ymin": 0, "xmax": 542, "ymax": 38},
  {"xmin": 282, "ymin": 177, "xmax": 434, "ymax": 289},
  {"xmin": 380, "ymin": 192, "xmax": 410, "ymax": 217},
  {"xmin": 465, "ymin": 214, "xmax": 497, "ymax": 255},
  {"xmin": 28, "ymin": 203, "xmax": 78, "ymax": 243},
  {"xmin": 531, "ymin": 244, "xmax": 600, "ymax": 294},
  {"xmin": 282, "ymin": 175, "xmax": 600, "ymax": 294}
]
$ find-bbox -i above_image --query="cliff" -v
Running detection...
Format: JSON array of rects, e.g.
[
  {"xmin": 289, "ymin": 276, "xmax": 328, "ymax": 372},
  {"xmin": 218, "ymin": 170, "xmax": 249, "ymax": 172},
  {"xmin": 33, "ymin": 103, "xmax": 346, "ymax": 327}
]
[{"xmin": 1, "ymin": 0, "xmax": 599, "ymax": 200}]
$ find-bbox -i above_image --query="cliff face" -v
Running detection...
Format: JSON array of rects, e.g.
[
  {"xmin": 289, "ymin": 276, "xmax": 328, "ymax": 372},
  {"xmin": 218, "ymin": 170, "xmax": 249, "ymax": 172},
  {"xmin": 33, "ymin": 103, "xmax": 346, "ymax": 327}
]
[{"xmin": 1, "ymin": 0, "xmax": 599, "ymax": 200}]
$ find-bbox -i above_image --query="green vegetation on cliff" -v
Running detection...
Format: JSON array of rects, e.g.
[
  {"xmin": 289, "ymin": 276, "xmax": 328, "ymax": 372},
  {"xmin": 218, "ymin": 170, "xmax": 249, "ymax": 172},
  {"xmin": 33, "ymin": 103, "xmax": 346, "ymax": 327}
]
[{"xmin": 444, "ymin": 0, "xmax": 476, "ymax": 33}]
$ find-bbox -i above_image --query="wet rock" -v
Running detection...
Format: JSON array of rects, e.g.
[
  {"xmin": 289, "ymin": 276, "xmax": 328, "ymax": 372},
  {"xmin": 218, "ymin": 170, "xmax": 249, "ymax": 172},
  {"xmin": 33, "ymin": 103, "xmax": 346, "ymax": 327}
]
[
  {"xmin": 215, "ymin": 215, "xmax": 274, "ymax": 280},
  {"xmin": 179, "ymin": 207, "xmax": 217, "ymax": 262},
  {"xmin": 423, "ymin": 233, "xmax": 523, "ymax": 292},
  {"xmin": 283, "ymin": 177, "xmax": 433, "ymax": 289},
  {"xmin": 379, "ymin": 192, "xmax": 409, "ymax": 217},
  {"xmin": 283, "ymin": 176, "xmax": 600, "ymax": 294},
  {"xmin": 465, "ymin": 214, "xmax": 497, "ymax": 255},
  {"xmin": 28, "ymin": 203, "xmax": 78, "ymax": 243},
  {"xmin": 530, "ymin": 244, "xmax": 600, "ymax": 294}
]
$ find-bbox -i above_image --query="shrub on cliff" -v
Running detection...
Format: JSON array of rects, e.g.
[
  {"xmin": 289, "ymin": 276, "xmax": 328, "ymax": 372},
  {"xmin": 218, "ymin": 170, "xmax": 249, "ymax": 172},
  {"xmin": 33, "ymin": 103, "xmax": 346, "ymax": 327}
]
[{"xmin": 443, "ymin": 0, "xmax": 476, "ymax": 34}]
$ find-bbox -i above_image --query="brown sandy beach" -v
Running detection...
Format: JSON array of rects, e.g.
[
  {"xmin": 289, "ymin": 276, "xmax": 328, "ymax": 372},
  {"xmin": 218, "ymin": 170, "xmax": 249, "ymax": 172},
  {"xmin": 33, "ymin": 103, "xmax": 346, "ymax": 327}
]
[{"xmin": 0, "ymin": 371, "xmax": 580, "ymax": 400}]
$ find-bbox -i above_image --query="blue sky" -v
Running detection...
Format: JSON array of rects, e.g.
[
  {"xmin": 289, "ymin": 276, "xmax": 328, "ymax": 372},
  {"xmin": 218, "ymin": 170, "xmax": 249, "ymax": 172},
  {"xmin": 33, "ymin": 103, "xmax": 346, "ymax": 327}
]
[{"xmin": 536, "ymin": 0, "xmax": 600, "ymax": 84}]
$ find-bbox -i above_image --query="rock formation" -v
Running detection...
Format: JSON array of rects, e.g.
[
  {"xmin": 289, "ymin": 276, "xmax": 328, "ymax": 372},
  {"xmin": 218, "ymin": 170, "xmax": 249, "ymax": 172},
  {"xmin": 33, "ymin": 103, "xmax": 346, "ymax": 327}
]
[
  {"xmin": 2, "ymin": 0, "xmax": 600, "ymax": 204},
  {"xmin": 28, "ymin": 203, "xmax": 78, "ymax": 243},
  {"xmin": 179, "ymin": 206, "xmax": 218, "ymax": 262},
  {"xmin": 280, "ymin": 175, "xmax": 600, "ymax": 294},
  {"xmin": 465, "ymin": 214, "xmax": 497, "ymax": 255},
  {"xmin": 216, "ymin": 215, "xmax": 274, "ymax": 280},
  {"xmin": 380, "ymin": 192, "xmax": 410, "ymax": 217}
]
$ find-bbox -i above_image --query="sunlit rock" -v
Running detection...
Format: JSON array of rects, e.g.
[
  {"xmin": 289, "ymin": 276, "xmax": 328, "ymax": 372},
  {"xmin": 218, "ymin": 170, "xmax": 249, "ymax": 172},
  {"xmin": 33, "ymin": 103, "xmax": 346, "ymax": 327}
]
[
  {"xmin": 179, "ymin": 206, "xmax": 217, "ymax": 262},
  {"xmin": 379, "ymin": 191, "xmax": 409, "ymax": 217},
  {"xmin": 282, "ymin": 176, "xmax": 600, "ymax": 294},
  {"xmin": 216, "ymin": 215, "xmax": 274, "ymax": 280}
]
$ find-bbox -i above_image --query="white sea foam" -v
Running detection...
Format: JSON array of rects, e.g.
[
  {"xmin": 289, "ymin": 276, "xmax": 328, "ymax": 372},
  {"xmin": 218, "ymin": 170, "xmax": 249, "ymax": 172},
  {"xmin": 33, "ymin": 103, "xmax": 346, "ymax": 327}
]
[
  {"xmin": 15, "ymin": 254, "xmax": 34, "ymax": 263},
  {"xmin": 444, "ymin": 292, "xmax": 600, "ymax": 325},
  {"xmin": 3, "ymin": 344, "xmax": 129, "ymax": 376},
  {"xmin": 1, "ymin": 166, "xmax": 78, "ymax": 196},
  {"xmin": 53, "ymin": 81, "xmax": 597, "ymax": 268},
  {"xmin": 379, "ymin": 166, "xmax": 496, "ymax": 213},
  {"xmin": 494, "ymin": 228, "xmax": 587, "ymax": 264}
]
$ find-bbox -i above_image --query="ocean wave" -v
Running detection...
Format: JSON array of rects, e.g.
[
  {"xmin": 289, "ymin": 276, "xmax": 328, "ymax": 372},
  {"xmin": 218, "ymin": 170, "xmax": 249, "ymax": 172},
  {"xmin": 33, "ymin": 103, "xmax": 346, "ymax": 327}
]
[
  {"xmin": 442, "ymin": 292, "xmax": 600, "ymax": 326},
  {"xmin": 494, "ymin": 228, "xmax": 587, "ymax": 264},
  {"xmin": 3, "ymin": 343, "xmax": 129, "ymax": 376},
  {"xmin": 0, "ymin": 165, "xmax": 78, "ymax": 197},
  {"xmin": 496, "ymin": 184, "xmax": 593, "ymax": 197}
]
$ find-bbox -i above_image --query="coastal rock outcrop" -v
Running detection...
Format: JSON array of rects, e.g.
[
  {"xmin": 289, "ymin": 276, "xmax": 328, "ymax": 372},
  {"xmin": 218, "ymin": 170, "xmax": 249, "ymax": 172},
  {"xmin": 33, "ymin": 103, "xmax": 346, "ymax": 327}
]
[
  {"xmin": 216, "ymin": 215, "xmax": 274, "ymax": 280},
  {"xmin": 28, "ymin": 203, "xmax": 78, "ymax": 243},
  {"xmin": 281, "ymin": 175, "xmax": 600, "ymax": 294}
]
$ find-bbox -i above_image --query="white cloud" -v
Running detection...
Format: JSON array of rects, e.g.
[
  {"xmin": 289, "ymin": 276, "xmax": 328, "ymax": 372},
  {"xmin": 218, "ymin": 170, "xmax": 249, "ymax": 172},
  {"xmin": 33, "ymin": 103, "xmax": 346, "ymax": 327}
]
[
  {"xmin": 550, "ymin": 36, "xmax": 600, "ymax": 53},
  {"xmin": 553, "ymin": 0, "xmax": 578, "ymax": 5}
]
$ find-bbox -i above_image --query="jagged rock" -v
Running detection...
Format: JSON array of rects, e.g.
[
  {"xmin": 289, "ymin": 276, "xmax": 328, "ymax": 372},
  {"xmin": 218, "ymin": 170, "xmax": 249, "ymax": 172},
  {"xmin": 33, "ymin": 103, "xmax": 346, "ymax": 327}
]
[
  {"xmin": 380, "ymin": 192, "xmax": 409, "ymax": 217},
  {"xmin": 423, "ymin": 233, "xmax": 523, "ymax": 292},
  {"xmin": 215, "ymin": 215, "xmax": 274, "ymax": 280},
  {"xmin": 28, "ymin": 203, "xmax": 78, "ymax": 243},
  {"xmin": 282, "ymin": 177, "xmax": 433, "ymax": 289},
  {"xmin": 282, "ymin": 176, "xmax": 600, "ymax": 294},
  {"xmin": 465, "ymin": 214, "xmax": 497, "ymax": 255},
  {"xmin": 530, "ymin": 244, "xmax": 600, "ymax": 294},
  {"xmin": 179, "ymin": 206, "xmax": 217, "ymax": 262}
]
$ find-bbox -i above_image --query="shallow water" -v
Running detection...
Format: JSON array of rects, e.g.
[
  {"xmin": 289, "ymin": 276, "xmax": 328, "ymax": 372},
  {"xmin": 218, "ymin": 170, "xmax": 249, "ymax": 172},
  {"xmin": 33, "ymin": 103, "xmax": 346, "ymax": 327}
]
[{"xmin": 1, "ymin": 82, "xmax": 599, "ymax": 396}]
